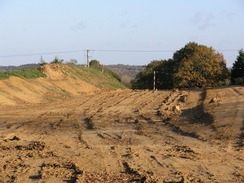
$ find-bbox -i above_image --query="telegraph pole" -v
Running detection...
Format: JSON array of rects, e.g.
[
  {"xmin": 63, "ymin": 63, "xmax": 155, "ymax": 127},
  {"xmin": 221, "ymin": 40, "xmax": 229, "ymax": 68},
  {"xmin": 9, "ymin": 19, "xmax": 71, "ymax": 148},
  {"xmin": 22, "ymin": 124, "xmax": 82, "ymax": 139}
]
[
  {"xmin": 153, "ymin": 71, "xmax": 156, "ymax": 90},
  {"xmin": 86, "ymin": 50, "xmax": 90, "ymax": 67}
]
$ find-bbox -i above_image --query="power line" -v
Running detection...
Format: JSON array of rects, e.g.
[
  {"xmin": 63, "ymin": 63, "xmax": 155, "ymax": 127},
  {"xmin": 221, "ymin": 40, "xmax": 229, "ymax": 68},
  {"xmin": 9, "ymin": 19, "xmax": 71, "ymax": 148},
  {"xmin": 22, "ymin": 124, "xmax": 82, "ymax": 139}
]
[
  {"xmin": 0, "ymin": 50, "xmax": 82, "ymax": 58},
  {"xmin": 0, "ymin": 49, "xmax": 175, "ymax": 58},
  {"xmin": 0, "ymin": 49, "xmax": 240, "ymax": 58},
  {"xmin": 89, "ymin": 49, "xmax": 240, "ymax": 53},
  {"xmin": 93, "ymin": 50, "xmax": 175, "ymax": 53},
  {"xmin": 217, "ymin": 49, "xmax": 239, "ymax": 52}
]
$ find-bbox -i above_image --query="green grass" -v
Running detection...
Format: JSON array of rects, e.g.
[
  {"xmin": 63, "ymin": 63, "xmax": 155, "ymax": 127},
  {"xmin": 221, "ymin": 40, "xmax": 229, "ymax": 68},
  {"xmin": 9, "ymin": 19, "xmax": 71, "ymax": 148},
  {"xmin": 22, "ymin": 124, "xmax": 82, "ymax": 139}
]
[
  {"xmin": 0, "ymin": 68, "xmax": 46, "ymax": 80},
  {"xmin": 0, "ymin": 64, "xmax": 127, "ymax": 90},
  {"xmin": 64, "ymin": 64, "xmax": 127, "ymax": 89}
]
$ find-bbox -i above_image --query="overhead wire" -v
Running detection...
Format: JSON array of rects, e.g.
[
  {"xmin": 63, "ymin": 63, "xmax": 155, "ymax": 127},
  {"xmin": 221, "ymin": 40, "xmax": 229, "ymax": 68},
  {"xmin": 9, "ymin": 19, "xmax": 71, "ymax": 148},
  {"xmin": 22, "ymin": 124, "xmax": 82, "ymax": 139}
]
[
  {"xmin": 0, "ymin": 50, "xmax": 82, "ymax": 58},
  {"xmin": 93, "ymin": 50, "xmax": 175, "ymax": 53},
  {"xmin": 0, "ymin": 49, "xmax": 240, "ymax": 58}
]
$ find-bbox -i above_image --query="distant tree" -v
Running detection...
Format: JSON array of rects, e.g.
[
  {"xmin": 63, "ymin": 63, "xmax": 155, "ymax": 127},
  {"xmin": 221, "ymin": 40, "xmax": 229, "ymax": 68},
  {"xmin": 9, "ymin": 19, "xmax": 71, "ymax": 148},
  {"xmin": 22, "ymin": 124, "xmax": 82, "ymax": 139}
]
[
  {"xmin": 172, "ymin": 42, "xmax": 229, "ymax": 88},
  {"xmin": 131, "ymin": 60, "xmax": 164, "ymax": 89},
  {"xmin": 51, "ymin": 57, "xmax": 64, "ymax": 64},
  {"xmin": 39, "ymin": 56, "xmax": 47, "ymax": 66},
  {"xmin": 231, "ymin": 49, "xmax": 244, "ymax": 85},
  {"xmin": 121, "ymin": 75, "xmax": 133, "ymax": 88},
  {"xmin": 66, "ymin": 59, "xmax": 78, "ymax": 65},
  {"xmin": 131, "ymin": 59, "xmax": 176, "ymax": 89},
  {"xmin": 90, "ymin": 60, "xmax": 101, "ymax": 69},
  {"xmin": 40, "ymin": 56, "xmax": 44, "ymax": 63}
]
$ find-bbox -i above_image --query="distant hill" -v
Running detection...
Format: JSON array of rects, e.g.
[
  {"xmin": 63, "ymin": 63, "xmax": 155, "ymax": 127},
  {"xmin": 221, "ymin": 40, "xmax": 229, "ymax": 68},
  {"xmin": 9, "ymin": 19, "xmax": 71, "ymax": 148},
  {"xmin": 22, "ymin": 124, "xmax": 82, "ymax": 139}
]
[
  {"xmin": 0, "ymin": 64, "xmax": 40, "ymax": 72},
  {"xmin": 105, "ymin": 64, "xmax": 144, "ymax": 86}
]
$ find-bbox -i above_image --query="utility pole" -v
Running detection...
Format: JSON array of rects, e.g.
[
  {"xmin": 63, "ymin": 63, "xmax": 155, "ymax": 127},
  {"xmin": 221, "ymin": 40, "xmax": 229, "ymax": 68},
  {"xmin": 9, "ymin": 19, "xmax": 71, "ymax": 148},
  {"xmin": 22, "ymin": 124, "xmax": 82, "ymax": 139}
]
[
  {"xmin": 153, "ymin": 71, "xmax": 156, "ymax": 90},
  {"xmin": 86, "ymin": 50, "xmax": 90, "ymax": 67}
]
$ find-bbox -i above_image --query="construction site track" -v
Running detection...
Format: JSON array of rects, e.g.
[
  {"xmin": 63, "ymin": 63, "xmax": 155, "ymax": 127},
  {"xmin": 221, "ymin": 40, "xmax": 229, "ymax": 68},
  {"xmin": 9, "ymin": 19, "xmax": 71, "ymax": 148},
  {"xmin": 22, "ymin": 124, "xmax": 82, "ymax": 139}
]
[{"xmin": 0, "ymin": 87, "xmax": 243, "ymax": 182}]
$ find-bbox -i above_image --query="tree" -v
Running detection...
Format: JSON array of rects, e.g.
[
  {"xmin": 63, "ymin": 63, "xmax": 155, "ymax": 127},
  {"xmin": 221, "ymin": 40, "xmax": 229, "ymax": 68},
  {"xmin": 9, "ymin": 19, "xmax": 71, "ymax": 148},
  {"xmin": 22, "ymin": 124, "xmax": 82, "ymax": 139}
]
[
  {"xmin": 39, "ymin": 56, "xmax": 47, "ymax": 66},
  {"xmin": 132, "ymin": 42, "xmax": 230, "ymax": 89},
  {"xmin": 154, "ymin": 59, "xmax": 176, "ymax": 89},
  {"xmin": 231, "ymin": 49, "xmax": 244, "ymax": 85},
  {"xmin": 51, "ymin": 57, "xmax": 64, "ymax": 64},
  {"xmin": 172, "ymin": 42, "xmax": 229, "ymax": 88},
  {"xmin": 90, "ymin": 60, "xmax": 101, "ymax": 69},
  {"xmin": 66, "ymin": 59, "xmax": 78, "ymax": 65},
  {"xmin": 131, "ymin": 59, "xmax": 176, "ymax": 90},
  {"xmin": 132, "ymin": 60, "xmax": 164, "ymax": 89}
]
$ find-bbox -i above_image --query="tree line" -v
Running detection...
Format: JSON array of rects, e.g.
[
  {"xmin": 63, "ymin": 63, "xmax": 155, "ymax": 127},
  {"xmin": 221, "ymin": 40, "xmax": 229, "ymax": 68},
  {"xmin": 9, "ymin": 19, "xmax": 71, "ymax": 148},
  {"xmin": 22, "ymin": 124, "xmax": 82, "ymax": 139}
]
[{"xmin": 131, "ymin": 42, "xmax": 244, "ymax": 89}]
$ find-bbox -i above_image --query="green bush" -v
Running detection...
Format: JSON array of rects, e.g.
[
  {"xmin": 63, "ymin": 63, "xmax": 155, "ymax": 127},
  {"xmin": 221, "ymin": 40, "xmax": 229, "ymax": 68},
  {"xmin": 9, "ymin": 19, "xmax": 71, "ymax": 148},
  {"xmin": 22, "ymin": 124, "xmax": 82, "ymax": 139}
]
[{"xmin": 51, "ymin": 57, "xmax": 64, "ymax": 64}]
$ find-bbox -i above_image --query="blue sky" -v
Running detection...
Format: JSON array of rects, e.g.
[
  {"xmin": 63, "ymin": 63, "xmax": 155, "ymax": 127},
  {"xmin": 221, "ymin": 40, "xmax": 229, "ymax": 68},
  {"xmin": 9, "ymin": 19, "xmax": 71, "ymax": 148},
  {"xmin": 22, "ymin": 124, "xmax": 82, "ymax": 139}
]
[{"xmin": 0, "ymin": 0, "xmax": 243, "ymax": 67}]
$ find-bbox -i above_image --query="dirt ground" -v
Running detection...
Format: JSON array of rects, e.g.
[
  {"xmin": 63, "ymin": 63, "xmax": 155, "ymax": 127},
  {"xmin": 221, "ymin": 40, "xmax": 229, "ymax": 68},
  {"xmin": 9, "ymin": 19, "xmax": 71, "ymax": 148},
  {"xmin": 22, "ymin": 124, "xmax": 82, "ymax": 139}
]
[{"xmin": 0, "ymin": 86, "xmax": 243, "ymax": 183}]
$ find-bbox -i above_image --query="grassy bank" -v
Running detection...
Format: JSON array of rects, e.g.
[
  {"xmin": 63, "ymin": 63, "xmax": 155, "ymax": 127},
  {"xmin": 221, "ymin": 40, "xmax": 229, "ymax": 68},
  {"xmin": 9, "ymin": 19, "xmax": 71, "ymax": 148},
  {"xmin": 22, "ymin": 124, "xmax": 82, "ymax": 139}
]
[
  {"xmin": 0, "ymin": 68, "xmax": 46, "ymax": 80},
  {"xmin": 63, "ymin": 64, "xmax": 127, "ymax": 89},
  {"xmin": 0, "ymin": 64, "xmax": 127, "ymax": 90}
]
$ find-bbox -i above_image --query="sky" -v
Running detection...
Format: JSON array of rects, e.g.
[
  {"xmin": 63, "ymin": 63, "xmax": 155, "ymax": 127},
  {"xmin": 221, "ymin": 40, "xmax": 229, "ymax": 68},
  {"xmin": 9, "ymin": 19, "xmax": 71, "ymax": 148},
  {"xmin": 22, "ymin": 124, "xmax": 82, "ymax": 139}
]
[{"xmin": 0, "ymin": 0, "xmax": 244, "ymax": 67}]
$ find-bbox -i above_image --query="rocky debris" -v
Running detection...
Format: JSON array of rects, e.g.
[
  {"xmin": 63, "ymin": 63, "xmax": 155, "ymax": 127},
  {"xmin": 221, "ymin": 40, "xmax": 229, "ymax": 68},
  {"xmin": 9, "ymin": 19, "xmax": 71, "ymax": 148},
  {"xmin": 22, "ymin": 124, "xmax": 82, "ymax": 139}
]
[
  {"xmin": 10, "ymin": 136, "xmax": 20, "ymax": 141},
  {"xmin": 209, "ymin": 97, "xmax": 221, "ymax": 104},
  {"xmin": 173, "ymin": 105, "xmax": 181, "ymax": 113}
]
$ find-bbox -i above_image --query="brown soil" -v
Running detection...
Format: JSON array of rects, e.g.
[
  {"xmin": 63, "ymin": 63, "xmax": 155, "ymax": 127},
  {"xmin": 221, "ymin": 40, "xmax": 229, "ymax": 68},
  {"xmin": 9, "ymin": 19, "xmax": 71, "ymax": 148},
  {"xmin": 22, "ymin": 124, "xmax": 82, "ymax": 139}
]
[
  {"xmin": 0, "ymin": 69, "xmax": 243, "ymax": 182},
  {"xmin": 0, "ymin": 64, "xmax": 100, "ymax": 106}
]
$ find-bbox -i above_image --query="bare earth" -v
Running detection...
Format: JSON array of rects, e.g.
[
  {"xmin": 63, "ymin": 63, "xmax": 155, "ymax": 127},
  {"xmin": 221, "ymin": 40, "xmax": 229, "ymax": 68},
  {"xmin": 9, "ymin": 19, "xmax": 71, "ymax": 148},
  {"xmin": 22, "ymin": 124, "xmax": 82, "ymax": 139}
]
[{"xmin": 0, "ymin": 86, "xmax": 243, "ymax": 182}]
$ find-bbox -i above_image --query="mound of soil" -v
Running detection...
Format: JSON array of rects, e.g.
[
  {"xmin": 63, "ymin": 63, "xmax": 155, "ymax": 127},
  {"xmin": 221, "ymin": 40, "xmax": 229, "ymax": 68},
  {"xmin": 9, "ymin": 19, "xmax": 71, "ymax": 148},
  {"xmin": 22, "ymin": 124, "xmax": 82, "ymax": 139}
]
[{"xmin": 0, "ymin": 64, "xmax": 100, "ymax": 106}]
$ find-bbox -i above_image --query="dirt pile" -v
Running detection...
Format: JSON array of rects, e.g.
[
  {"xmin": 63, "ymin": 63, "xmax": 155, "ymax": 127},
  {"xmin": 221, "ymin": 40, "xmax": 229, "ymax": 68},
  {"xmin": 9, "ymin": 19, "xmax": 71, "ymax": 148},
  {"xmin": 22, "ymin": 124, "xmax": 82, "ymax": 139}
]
[
  {"xmin": 0, "ymin": 64, "xmax": 103, "ymax": 106},
  {"xmin": 0, "ymin": 87, "xmax": 243, "ymax": 182}
]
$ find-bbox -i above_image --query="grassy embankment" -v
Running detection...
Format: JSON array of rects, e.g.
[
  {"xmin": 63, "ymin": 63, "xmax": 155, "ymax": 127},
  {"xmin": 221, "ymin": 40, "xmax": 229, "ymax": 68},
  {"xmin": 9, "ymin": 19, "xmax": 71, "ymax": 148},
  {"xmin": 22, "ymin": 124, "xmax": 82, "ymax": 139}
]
[
  {"xmin": 0, "ymin": 64, "xmax": 127, "ymax": 90},
  {"xmin": 63, "ymin": 64, "xmax": 127, "ymax": 89},
  {"xmin": 0, "ymin": 68, "xmax": 46, "ymax": 80}
]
